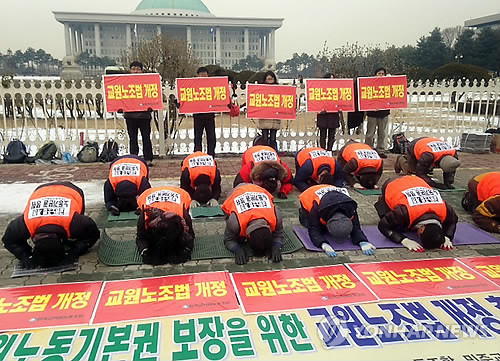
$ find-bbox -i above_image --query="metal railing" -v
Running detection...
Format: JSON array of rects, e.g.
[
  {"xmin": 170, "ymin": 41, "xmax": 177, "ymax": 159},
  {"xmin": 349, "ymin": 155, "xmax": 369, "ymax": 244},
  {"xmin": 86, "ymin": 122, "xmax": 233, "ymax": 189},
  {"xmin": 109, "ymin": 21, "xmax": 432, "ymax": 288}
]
[{"xmin": 1, "ymin": 78, "xmax": 499, "ymax": 156}]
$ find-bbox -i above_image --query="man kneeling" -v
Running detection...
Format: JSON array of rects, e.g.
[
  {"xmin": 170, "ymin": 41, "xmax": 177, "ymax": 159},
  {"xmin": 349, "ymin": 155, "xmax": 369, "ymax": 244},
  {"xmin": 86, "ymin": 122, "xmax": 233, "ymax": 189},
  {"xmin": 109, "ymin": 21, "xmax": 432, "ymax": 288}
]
[
  {"xmin": 222, "ymin": 184, "xmax": 283, "ymax": 264},
  {"xmin": 136, "ymin": 186, "xmax": 195, "ymax": 265}
]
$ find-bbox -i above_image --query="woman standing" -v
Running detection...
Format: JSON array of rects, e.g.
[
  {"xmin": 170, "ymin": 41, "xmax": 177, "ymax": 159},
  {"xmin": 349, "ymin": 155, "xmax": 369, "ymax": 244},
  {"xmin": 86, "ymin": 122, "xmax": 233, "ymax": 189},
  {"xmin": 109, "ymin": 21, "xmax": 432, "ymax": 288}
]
[
  {"xmin": 316, "ymin": 73, "xmax": 340, "ymax": 151},
  {"xmin": 257, "ymin": 71, "xmax": 280, "ymax": 151}
]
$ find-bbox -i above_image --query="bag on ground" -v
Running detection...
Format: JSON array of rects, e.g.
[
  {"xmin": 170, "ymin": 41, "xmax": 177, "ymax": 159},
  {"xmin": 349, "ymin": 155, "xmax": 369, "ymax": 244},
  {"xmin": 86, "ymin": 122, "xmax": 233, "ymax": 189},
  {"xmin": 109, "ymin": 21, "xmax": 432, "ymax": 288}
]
[
  {"xmin": 98, "ymin": 139, "xmax": 119, "ymax": 162},
  {"xmin": 77, "ymin": 141, "xmax": 99, "ymax": 163},
  {"xmin": 3, "ymin": 139, "xmax": 28, "ymax": 164}
]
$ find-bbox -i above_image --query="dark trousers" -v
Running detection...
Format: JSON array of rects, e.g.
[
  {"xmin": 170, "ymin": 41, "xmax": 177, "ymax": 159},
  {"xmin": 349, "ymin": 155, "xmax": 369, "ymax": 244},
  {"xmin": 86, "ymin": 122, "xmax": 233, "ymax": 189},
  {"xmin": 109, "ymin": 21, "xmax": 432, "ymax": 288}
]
[
  {"xmin": 126, "ymin": 118, "xmax": 153, "ymax": 161},
  {"xmin": 194, "ymin": 117, "xmax": 216, "ymax": 157},
  {"xmin": 261, "ymin": 129, "xmax": 278, "ymax": 151},
  {"xmin": 319, "ymin": 128, "xmax": 336, "ymax": 151}
]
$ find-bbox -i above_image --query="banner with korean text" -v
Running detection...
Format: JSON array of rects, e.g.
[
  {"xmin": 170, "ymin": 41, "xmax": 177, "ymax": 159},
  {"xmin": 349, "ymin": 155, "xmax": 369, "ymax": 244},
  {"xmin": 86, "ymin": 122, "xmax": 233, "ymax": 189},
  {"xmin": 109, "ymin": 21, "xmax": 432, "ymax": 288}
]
[
  {"xmin": 230, "ymin": 265, "xmax": 377, "ymax": 314},
  {"xmin": 103, "ymin": 73, "xmax": 163, "ymax": 112},
  {"xmin": 348, "ymin": 258, "xmax": 499, "ymax": 300},
  {"xmin": 246, "ymin": 84, "xmax": 297, "ymax": 120},
  {"xmin": 357, "ymin": 75, "xmax": 408, "ymax": 111},
  {"xmin": 92, "ymin": 271, "xmax": 239, "ymax": 324},
  {"xmin": 458, "ymin": 256, "xmax": 500, "ymax": 286},
  {"xmin": 0, "ymin": 282, "xmax": 102, "ymax": 331},
  {"xmin": 176, "ymin": 76, "xmax": 231, "ymax": 114},
  {"xmin": 305, "ymin": 78, "xmax": 355, "ymax": 112}
]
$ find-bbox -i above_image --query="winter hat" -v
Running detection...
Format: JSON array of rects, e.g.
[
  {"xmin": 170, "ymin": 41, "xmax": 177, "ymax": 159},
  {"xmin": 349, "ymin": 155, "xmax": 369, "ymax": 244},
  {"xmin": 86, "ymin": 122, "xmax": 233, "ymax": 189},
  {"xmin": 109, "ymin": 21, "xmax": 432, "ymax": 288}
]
[
  {"xmin": 440, "ymin": 155, "xmax": 461, "ymax": 173},
  {"xmin": 326, "ymin": 212, "xmax": 353, "ymax": 239}
]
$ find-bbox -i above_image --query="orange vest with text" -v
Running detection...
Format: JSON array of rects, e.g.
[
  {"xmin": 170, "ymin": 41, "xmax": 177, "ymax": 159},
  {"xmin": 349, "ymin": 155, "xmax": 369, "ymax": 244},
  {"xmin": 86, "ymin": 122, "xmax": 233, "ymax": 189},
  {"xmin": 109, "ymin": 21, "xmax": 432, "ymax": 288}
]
[
  {"xmin": 296, "ymin": 147, "xmax": 337, "ymax": 180},
  {"xmin": 385, "ymin": 176, "xmax": 447, "ymax": 226},
  {"xmin": 109, "ymin": 157, "xmax": 148, "ymax": 191},
  {"xmin": 137, "ymin": 186, "xmax": 191, "ymax": 223},
  {"xmin": 414, "ymin": 137, "xmax": 456, "ymax": 166},
  {"xmin": 222, "ymin": 184, "xmax": 277, "ymax": 237},
  {"xmin": 299, "ymin": 184, "xmax": 351, "ymax": 225},
  {"xmin": 242, "ymin": 146, "xmax": 279, "ymax": 167},
  {"xmin": 23, "ymin": 185, "xmax": 84, "ymax": 237},
  {"xmin": 181, "ymin": 152, "xmax": 217, "ymax": 188},
  {"xmin": 342, "ymin": 143, "xmax": 382, "ymax": 174},
  {"xmin": 476, "ymin": 172, "xmax": 500, "ymax": 202}
]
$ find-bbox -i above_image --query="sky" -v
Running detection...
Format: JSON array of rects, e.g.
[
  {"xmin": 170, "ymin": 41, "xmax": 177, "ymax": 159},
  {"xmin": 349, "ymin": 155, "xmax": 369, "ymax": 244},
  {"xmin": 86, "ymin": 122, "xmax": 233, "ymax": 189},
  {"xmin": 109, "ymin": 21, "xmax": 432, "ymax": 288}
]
[{"xmin": 1, "ymin": 0, "xmax": 499, "ymax": 62}]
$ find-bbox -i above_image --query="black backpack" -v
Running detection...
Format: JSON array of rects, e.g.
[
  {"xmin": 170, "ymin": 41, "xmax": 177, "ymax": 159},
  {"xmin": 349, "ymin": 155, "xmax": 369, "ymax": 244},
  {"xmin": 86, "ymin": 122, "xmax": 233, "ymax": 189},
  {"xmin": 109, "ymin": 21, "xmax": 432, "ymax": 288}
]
[
  {"xmin": 391, "ymin": 133, "xmax": 410, "ymax": 154},
  {"xmin": 35, "ymin": 141, "xmax": 58, "ymax": 161},
  {"xmin": 3, "ymin": 140, "xmax": 28, "ymax": 164},
  {"xmin": 98, "ymin": 139, "xmax": 119, "ymax": 163},
  {"xmin": 77, "ymin": 141, "xmax": 99, "ymax": 163}
]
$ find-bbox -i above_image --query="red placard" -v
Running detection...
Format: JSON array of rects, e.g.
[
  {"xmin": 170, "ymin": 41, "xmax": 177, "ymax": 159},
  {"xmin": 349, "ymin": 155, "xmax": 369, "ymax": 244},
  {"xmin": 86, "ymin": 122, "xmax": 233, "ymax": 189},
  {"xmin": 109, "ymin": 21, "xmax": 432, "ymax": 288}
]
[
  {"xmin": 305, "ymin": 78, "xmax": 355, "ymax": 112},
  {"xmin": 92, "ymin": 271, "xmax": 239, "ymax": 324},
  {"xmin": 357, "ymin": 75, "xmax": 408, "ymax": 111},
  {"xmin": 176, "ymin": 76, "xmax": 231, "ymax": 114},
  {"xmin": 458, "ymin": 256, "xmax": 500, "ymax": 286},
  {"xmin": 246, "ymin": 84, "xmax": 297, "ymax": 120},
  {"xmin": 0, "ymin": 281, "xmax": 102, "ymax": 331},
  {"xmin": 103, "ymin": 73, "xmax": 163, "ymax": 112},
  {"xmin": 230, "ymin": 265, "xmax": 377, "ymax": 314},
  {"xmin": 348, "ymin": 258, "xmax": 499, "ymax": 301}
]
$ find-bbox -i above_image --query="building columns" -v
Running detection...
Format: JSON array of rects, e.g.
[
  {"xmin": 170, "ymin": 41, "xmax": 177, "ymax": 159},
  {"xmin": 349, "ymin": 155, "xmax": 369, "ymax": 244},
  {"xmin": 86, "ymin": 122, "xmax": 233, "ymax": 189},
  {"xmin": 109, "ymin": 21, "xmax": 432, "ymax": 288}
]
[
  {"xmin": 64, "ymin": 23, "xmax": 72, "ymax": 56},
  {"xmin": 73, "ymin": 28, "xmax": 80, "ymax": 54},
  {"xmin": 244, "ymin": 28, "xmax": 249, "ymax": 58},
  {"xmin": 126, "ymin": 24, "xmax": 132, "ymax": 49},
  {"xmin": 157, "ymin": 25, "xmax": 162, "ymax": 36},
  {"xmin": 186, "ymin": 25, "xmax": 192, "ymax": 47},
  {"xmin": 270, "ymin": 29, "xmax": 275, "ymax": 60},
  {"xmin": 215, "ymin": 26, "xmax": 221, "ymax": 65},
  {"xmin": 94, "ymin": 23, "xmax": 102, "ymax": 57}
]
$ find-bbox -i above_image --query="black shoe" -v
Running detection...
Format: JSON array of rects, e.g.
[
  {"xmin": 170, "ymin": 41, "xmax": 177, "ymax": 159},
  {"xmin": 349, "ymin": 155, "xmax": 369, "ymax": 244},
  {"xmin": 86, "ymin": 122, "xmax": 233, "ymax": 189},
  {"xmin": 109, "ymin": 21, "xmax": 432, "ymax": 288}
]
[
  {"xmin": 378, "ymin": 152, "xmax": 388, "ymax": 159},
  {"xmin": 109, "ymin": 205, "xmax": 120, "ymax": 216},
  {"xmin": 445, "ymin": 184, "xmax": 455, "ymax": 190}
]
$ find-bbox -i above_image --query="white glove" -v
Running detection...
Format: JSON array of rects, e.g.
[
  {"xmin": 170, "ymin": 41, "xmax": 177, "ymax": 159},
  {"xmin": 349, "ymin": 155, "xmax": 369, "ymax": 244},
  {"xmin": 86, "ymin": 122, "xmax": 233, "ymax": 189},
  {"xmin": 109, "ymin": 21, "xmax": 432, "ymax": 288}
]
[
  {"xmin": 321, "ymin": 243, "xmax": 337, "ymax": 257},
  {"xmin": 207, "ymin": 198, "xmax": 219, "ymax": 207},
  {"xmin": 353, "ymin": 183, "xmax": 363, "ymax": 189},
  {"xmin": 440, "ymin": 236, "xmax": 453, "ymax": 250},
  {"xmin": 401, "ymin": 238, "xmax": 424, "ymax": 252},
  {"xmin": 190, "ymin": 200, "xmax": 201, "ymax": 208},
  {"xmin": 359, "ymin": 241, "xmax": 376, "ymax": 255}
]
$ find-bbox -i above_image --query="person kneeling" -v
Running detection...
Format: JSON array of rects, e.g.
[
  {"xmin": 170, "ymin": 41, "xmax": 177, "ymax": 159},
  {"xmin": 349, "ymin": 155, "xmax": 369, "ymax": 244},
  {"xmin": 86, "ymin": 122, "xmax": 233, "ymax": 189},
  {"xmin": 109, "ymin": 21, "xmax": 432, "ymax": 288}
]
[
  {"xmin": 299, "ymin": 184, "xmax": 375, "ymax": 257},
  {"xmin": 338, "ymin": 140, "xmax": 383, "ymax": 189},
  {"xmin": 180, "ymin": 152, "xmax": 221, "ymax": 208},
  {"xmin": 222, "ymin": 184, "xmax": 283, "ymax": 264},
  {"xmin": 136, "ymin": 186, "xmax": 195, "ymax": 265},
  {"xmin": 2, "ymin": 182, "xmax": 100, "ymax": 269}
]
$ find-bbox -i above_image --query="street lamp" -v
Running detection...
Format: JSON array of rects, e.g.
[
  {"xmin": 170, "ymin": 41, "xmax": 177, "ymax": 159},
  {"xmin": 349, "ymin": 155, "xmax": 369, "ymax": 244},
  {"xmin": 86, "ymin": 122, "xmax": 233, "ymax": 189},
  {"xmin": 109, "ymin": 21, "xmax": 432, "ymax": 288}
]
[
  {"xmin": 455, "ymin": 54, "xmax": 463, "ymax": 63},
  {"xmin": 210, "ymin": 27, "xmax": 215, "ymax": 65}
]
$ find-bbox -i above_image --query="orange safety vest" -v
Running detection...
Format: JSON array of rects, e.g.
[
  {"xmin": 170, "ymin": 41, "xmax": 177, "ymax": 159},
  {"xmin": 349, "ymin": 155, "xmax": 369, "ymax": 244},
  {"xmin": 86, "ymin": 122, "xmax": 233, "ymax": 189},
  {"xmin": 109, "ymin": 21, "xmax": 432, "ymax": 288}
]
[
  {"xmin": 414, "ymin": 137, "xmax": 456, "ymax": 165},
  {"xmin": 109, "ymin": 157, "xmax": 148, "ymax": 191},
  {"xmin": 475, "ymin": 172, "xmax": 500, "ymax": 202},
  {"xmin": 181, "ymin": 152, "xmax": 217, "ymax": 188},
  {"xmin": 296, "ymin": 147, "xmax": 336, "ymax": 180},
  {"xmin": 137, "ymin": 186, "xmax": 191, "ymax": 224},
  {"xmin": 242, "ymin": 145, "xmax": 279, "ymax": 167},
  {"xmin": 222, "ymin": 184, "xmax": 277, "ymax": 237},
  {"xmin": 385, "ymin": 176, "xmax": 447, "ymax": 226},
  {"xmin": 299, "ymin": 184, "xmax": 351, "ymax": 225},
  {"xmin": 23, "ymin": 184, "xmax": 84, "ymax": 238},
  {"xmin": 342, "ymin": 143, "xmax": 382, "ymax": 174}
]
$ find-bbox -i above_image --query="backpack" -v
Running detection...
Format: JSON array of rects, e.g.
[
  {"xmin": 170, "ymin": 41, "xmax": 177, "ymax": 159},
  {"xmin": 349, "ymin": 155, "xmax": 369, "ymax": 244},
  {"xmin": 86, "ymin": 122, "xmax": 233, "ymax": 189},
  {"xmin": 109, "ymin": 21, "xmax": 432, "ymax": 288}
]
[
  {"xmin": 391, "ymin": 133, "xmax": 410, "ymax": 154},
  {"xmin": 3, "ymin": 140, "xmax": 28, "ymax": 164},
  {"xmin": 98, "ymin": 139, "xmax": 119, "ymax": 163},
  {"xmin": 35, "ymin": 141, "xmax": 58, "ymax": 161},
  {"xmin": 77, "ymin": 141, "xmax": 99, "ymax": 163}
]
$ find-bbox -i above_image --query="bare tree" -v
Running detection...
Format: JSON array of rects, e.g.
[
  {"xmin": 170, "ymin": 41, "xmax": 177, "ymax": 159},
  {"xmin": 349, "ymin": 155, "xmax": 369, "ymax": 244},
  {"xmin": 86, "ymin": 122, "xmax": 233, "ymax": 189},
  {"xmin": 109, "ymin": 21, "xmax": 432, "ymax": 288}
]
[{"xmin": 441, "ymin": 26, "xmax": 463, "ymax": 50}]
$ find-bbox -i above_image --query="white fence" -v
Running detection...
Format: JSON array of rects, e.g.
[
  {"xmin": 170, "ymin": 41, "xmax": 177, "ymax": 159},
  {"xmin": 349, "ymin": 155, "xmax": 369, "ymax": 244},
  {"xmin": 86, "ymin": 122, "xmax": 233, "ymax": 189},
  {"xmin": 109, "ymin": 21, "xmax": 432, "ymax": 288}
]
[{"xmin": 0, "ymin": 78, "xmax": 499, "ymax": 156}]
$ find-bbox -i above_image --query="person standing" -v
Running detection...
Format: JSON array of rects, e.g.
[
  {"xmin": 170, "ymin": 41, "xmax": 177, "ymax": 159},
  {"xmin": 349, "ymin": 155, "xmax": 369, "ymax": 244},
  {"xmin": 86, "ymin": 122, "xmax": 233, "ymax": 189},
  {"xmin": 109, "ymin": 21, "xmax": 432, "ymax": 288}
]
[
  {"xmin": 192, "ymin": 67, "xmax": 216, "ymax": 158},
  {"xmin": 316, "ymin": 73, "xmax": 341, "ymax": 152},
  {"xmin": 365, "ymin": 67, "xmax": 389, "ymax": 158},
  {"xmin": 123, "ymin": 61, "xmax": 154, "ymax": 166},
  {"xmin": 256, "ymin": 71, "xmax": 281, "ymax": 151}
]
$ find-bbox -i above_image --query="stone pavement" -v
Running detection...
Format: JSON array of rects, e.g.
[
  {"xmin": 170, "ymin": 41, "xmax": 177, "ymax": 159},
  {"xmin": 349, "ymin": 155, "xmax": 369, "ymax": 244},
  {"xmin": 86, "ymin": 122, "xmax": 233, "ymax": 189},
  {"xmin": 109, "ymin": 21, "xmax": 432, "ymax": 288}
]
[{"xmin": 0, "ymin": 152, "xmax": 499, "ymax": 288}]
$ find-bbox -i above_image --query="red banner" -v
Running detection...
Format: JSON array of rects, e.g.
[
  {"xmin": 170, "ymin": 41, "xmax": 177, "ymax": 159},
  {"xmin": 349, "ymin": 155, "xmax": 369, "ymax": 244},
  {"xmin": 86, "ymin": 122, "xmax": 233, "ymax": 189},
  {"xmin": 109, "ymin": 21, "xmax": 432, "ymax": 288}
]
[
  {"xmin": 230, "ymin": 265, "xmax": 377, "ymax": 314},
  {"xmin": 305, "ymin": 78, "xmax": 355, "ymax": 112},
  {"xmin": 0, "ymin": 282, "xmax": 102, "ymax": 331},
  {"xmin": 357, "ymin": 75, "xmax": 408, "ymax": 111},
  {"xmin": 458, "ymin": 256, "xmax": 500, "ymax": 287},
  {"xmin": 246, "ymin": 84, "xmax": 297, "ymax": 120},
  {"xmin": 92, "ymin": 272, "xmax": 239, "ymax": 324},
  {"xmin": 349, "ymin": 258, "xmax": 499, "ymax": 301},
  {"xmin": 103, "ymin": 73, "xmax": 163, "ymax": 112},
  {"xmin": 176, "ymin": 77, "xmax": 231, "ymax": 114}
]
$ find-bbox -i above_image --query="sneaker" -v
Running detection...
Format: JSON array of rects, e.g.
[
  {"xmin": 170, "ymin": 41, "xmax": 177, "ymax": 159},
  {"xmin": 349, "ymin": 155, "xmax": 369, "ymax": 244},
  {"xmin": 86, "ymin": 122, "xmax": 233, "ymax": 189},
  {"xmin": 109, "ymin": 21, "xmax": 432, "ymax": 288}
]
[{"xmin": 109, "ymin": 205, "xmax": 120, "ymax": 216}]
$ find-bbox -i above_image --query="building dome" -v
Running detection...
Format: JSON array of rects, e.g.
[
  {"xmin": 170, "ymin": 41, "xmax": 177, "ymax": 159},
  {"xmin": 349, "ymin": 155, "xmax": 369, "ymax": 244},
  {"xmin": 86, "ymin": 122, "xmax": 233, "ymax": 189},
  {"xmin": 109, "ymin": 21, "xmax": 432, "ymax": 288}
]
[{"xmin": 134, "ymin": 0, "xmax": 213, "ymax": 17}]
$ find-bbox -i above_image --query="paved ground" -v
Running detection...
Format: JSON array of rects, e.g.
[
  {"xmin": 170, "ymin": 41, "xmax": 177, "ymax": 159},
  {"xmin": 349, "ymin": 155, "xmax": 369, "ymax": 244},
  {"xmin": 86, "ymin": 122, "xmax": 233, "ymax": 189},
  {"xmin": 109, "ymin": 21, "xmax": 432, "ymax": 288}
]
[{"xmin": 0, "ymin": 152, "xmax": 499, "ymax": 288}]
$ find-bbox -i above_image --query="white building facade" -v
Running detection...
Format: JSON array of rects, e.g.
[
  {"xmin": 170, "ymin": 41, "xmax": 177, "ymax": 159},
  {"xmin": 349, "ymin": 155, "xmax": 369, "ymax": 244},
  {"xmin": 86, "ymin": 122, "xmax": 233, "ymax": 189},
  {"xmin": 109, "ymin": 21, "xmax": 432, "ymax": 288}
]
[{"xmin": 53, "ymin": 0, "xmax": 283, "ymax": 67}]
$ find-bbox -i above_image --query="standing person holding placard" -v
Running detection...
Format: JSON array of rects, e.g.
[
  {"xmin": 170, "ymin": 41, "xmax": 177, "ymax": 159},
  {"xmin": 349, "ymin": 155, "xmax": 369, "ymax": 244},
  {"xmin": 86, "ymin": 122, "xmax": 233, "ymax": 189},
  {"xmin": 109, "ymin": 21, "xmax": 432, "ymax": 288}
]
[
  {"xmin": 123, "ymin": 61, "xmax": 154, "ymax": 166},
  {"xmin": 316, "ymin": 73, "xmax": 341, "ymax": 152},
  {"xmin": 192, "ymin": 67, "xmax": 217, "ymax": 158},
  {"xmin": 256, "ymin": 71, "xmax": 281, "ymax": 151},
  {"xmin": 365, "ymin": 67, "xmax": 389, "ymax": 158}
]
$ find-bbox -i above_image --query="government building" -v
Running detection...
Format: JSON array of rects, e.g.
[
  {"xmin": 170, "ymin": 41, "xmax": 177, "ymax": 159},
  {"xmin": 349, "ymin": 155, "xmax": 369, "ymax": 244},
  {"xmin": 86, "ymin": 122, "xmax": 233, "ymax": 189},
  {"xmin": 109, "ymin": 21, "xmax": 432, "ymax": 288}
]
[{"xmin": 53, "ymin": 0, "xmax": 283, "ymax": 68}]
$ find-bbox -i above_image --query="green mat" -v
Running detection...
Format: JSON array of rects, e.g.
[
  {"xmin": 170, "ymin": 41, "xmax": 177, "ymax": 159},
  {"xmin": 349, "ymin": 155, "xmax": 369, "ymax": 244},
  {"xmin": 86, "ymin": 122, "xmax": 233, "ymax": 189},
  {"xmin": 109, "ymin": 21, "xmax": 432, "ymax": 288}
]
[
  {"xmin": 437, "ymin": 187, "xmax": 465, "ymax": 193},
  {"xmin": 97, "ymin": 226, "xmax": 303, "ymax": 266},
  {"xmin": 353, "ymin": 188, "xmax": 382, "ymax": 196},
  {"xmin": 274, "ymin": 196, "xmax": 297, "ymax": 203},
  {"xmin": 107, "ymin": 211, "xmax": 139, "ymax": 222},
  {"xmin": 191, "ymin": 206, "xmax": 225, "ymax": 218}
]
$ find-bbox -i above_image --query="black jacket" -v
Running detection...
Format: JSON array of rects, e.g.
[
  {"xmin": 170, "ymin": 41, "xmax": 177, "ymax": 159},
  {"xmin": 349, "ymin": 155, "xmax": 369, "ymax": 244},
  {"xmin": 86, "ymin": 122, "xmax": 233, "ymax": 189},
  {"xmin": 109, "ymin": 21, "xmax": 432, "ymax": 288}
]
[
  {"xmin": 124, "ymin": 110, "xmax": 152, "ymax": 120},
  {"xmin": 180, "ymin": 167, "xmax": 222, "ymax": 201},
  {"xmin": 294, "ymin": 158, "xmax": 344, "ymax": 192}
]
